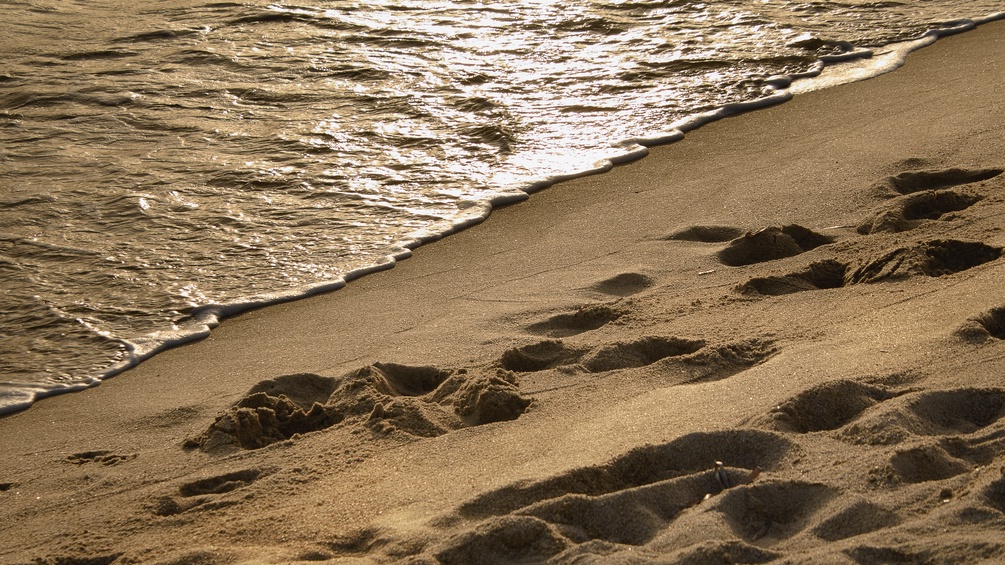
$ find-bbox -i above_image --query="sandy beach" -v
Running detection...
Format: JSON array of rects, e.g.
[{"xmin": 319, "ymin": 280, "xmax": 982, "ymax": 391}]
[{"xmin": 3, "ymin": 19, "xmax": 1005, "ymax": 565}]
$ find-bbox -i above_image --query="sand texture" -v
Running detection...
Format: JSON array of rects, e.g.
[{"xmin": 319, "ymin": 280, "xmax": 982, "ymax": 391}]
[{"xmin": 2, "ymin": 21, "xmax": 1005, "ymax": 565}]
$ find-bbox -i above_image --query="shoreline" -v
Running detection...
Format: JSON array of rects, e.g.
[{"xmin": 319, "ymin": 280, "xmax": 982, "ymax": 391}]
[
  {"xmin": 2, "ymin": 19, "xmax": 1005, "ymax": 564},
  {"xmin": 4, "ymin": 13, "xmax": 1001, "ymax": 418}
]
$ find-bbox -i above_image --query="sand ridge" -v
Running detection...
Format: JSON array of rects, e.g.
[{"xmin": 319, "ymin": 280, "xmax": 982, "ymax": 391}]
[{"xmin": 2, "ymin": 19, "xmax": 1005, "ymax": 565}]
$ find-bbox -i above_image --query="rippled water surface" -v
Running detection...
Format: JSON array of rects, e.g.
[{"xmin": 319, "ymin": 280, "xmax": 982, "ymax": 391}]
[{"xmin": 1, "ymin": 0, "xmax": 1002, "ymax": 413}]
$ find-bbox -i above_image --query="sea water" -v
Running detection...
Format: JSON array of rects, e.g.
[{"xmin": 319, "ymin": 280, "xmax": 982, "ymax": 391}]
[{"xmin": 1, "ymin": 0, "xmax": 1002, "ymax": 414}]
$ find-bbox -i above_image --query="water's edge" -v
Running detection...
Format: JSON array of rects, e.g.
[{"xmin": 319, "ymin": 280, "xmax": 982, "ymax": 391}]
[{"xmin": 3, "ymin": 13, "xmax": 1002, "ymax": 416}]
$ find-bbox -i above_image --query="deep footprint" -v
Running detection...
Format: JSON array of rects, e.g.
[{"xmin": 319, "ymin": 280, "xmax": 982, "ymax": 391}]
[
  {"xmin": 151, "ymin": 468, "xmax": 266, "ymax": 517},
  {"xmin": 179, "ymin": 468, "xmax": 263, "ymax": 497},
  {"xmin": 811, "ymin": 499, "xmax": 901, "ymax": 542},
  {"xmin": 525, "ymin": 304, "xmax": 624, "ymax": 338},
  {"xmin": 589, "ymin": 272, "xmax": 655, "ymax": 296},
  {"xmin": 983, "ymin": 476, "xmax": 1005, "ymax": 513},
  {"xmin": 717, "ymin": 225, "xmax": 833, "ymax": 267},
  {"xmin": 751, "ymin": 379, "xmax": 893, "ymax": 433},
  {"xmin": 500, "ymin": 336, "xmax": 709, "ymax": 374},
  {"xmin": 741, "ymin": 240, "xmax": 1002, "ymax": 296},
  {"xmin": 186, "ymin": 365, "xmax": 532, "ymax": 451},
  {"xmin": 457, "ymin": 429, "xmax": 795, "ymax": 520},
  {"xmin": 839, "ymin": 388, "xmax": 1005, "ymax": 445},
  {"xmin": 872, "ymin": 167, "xmax": 1002, "ymax": 195},
  {"xmin": 848, "ymin": 239, "xmax": 1001, "ymax": 282},
  {"xmin": 956, "ymin": 306, "xmax": 1005, "ymax": 342},
  {"xmin": 664, "ymin": 225, "xmax": 746, "ymax": 243},
  {"xmin": 858, "ymin": 190, "xmax": 983, "ymax": 234},
  {"xmin": 499, "ymin": 340, "xmax": 587, "ymax": 372},
  {"xmin": 888, "ymin": 443, "xmax": 971, "ymax": 484},
  {"xmin": 711, "ymin": 481, "xmax": 838, "ymax": 544},
  {"xmin": 738, "ymin": 260, "xmax": 847, "ymax": 296},
  {"xmin": 580, "ymin": 336, "xmax": 705, "ymax": 372},
  {"xmin": 66, "ymin": 451, "xmax": 137, "ymax": 466}
]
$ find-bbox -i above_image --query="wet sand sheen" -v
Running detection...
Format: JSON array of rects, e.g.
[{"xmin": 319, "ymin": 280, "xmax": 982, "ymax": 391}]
[{"xmin": 1, "ymin": 19, "xmax": 1005, "ymax": 564}]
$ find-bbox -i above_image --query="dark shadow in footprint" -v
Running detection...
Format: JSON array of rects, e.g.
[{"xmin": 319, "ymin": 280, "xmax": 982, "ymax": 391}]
[
  {"xmin": 245, "ymin": 372, "xmax": 339, "ymax": 408},
  {"xmin": 939, "ymin": 430, "xmax": 1005, "ymax": 467},
  {"xmin": 741, "ymin": 240, "xmax": 1001, "ymax": 297},
  {"xmin": 581, "ymin": 336, "xmax": 705, "ymax": 373},
  {"xmin": 873, "ymin": 168, "xmax": 1002, "ymax": 196},
  {"xmin": 664, "ymin": 225, "xmax": 746, "ymax": 243},
  {"xmin": 187, "ymin": 365, "xmax": 532, "ymax": 451},
  {"xmin": 179, "ymin": 468, "xmax": 263, "ymax": 497},
  {"xmin": 717, "ymin": 225, "xmax": 833, "ymax": 267},
  {"xmin": 185, "ymin": 373, "xmax": 344, "ymax": 452},
  {"xmin": 152, "ymin": 468, "xmax": 266, "ymax": 516},
  {"xmin": 589, "ymin": 273, "xmax": 654, "ymax": 296},
  {"xmin": 525, "ymin": 305, "xmax": 624, "ymax": 338},
  {"xmin": 434, "ymin": 515, "xmax": 571, "ymax": 565},
  {"xmin": 370, "ymin": 362, "xmax": 452, "ymax": 397},
  {"xmin": 889, "ymin": 443, "xmax": 971, "ymax": 483},
  {"xmin": 902, "ymin": 191, "xmax": 981, "ymax": 221},
  {"xmin": 738, "ymin": 260, "xmax": 847, "ymax": 296},
  {"xmin": 812, "ymin": 499, "xmax": 900, "ymax": 542},
  {"xmin": 499, "ymin": 340, "xmax": 587, "ymax": 372},
  {"xmin": 66, "ymin": 450, "xmax": 137, "ymax": 466},
  {"xmin": 956, "ymin": 306, "xmax": 1005, "ymax": 343},
  {"xmin": 982, "ymin": 476, "xmax": 1005, "ymax": 514},
  {"xmin": 858, "ymin": 191, "xmax": 983, "ymax": 234},
  {"xmin": 458, "ymin": 429, "xmax": 795, "ymax": 520},
  {"xmin": 751, "ymin": 380, "xmax": 893, "ymax": 433},
  {"xmin": 516, "ymin": 468, "xmax": 752, "ymax": 546},
  {"xmin": 678, "ymin": 338, "xmax": 778, "ymax": 384},
  {"xmin": 905, "ymin": 388, "xmax": 1005, "ymax": 435},
  {"xmin": 849, "ymin": 240, "xmax": 1001, "ymax": 283},
  {"xmin": 839, "ymin": 388, "xmax": 1005, "ymax": 445},
  {"xmin": 713, "ymin": 481, "xmax": 837, "ymax": 544},
  {"xmin": 664, "ymin": 540, "xmax": 781, "ymax": 564}
]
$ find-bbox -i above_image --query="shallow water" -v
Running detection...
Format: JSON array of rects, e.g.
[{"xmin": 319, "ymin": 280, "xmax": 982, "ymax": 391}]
[{"xmin": 1, "ymin": 0, "xmax": 1002, "ymax": 414}]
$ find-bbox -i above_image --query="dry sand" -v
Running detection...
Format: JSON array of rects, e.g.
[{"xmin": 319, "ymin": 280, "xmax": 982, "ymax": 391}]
[{"xmin": 2, "ymin": 20, "xmax": 1005, "ymax": 565}]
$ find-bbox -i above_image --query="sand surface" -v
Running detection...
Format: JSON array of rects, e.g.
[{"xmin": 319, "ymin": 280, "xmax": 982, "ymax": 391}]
[{"xmin": 2, "ymin": 21, "xmax": 1005, "ymax": 565}]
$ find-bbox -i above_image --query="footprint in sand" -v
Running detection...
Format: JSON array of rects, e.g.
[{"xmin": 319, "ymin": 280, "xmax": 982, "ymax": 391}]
[
  {"xmin": 810, "ymin": 498, "xmax": 901, "ymax": 542},
  {"xmin": 499, "ymin": 336, "xmax": 775, "ymax": 384},
  {"xmin": 838, "ymin": 387, "xmax": 1005, "ymax": 446},
  {"xmin": 858, "ymin": 191, "xmax": 984, "ymax": 234},
  {"xmin": 185, "ymin": 364, "xmax": 533, "ymax": 452},
  {"xmin": 869, "ymin": 167, "xmax": 1002, "ymax": 196},
  {"xmin": 738, "ymin": 259, "xmax": 847, "ymax": 296},
  {"xmin": 579, "ymin": 336, "xmax": 706, "ymax": 373},
  {"xmin": 65, "ymin": 450, "xmax": 137, "ymax": 466},
  {"xmin": 739, "ymin": 239, "xmax": 1002, "ymax": 296},
  {"xmin": 750, "ymin": 379, "xmax": 896, "ymax": 434},
  {"xmin": 663, "ymin": 225, "xmax": 746, "ymax": 243},
  {"xmin": 873, "ymin": 422, "xmax": 1005, "ymax": 487},
  {"xmin": 984, "ymin": 475, "xmax": 1005, "ymax": 514},
  {"xmin": 588, "ymin": 272, "xmax": 655, "ymax": 297},
  {"xmin": 151, "ymin": 468, "xmax": 266, "ymax": 516},
  {"xmin": 956, "ymin": 306, "xmax": 1005, "ymax": 343},
  {"xmin": 524, "ymin": 304, "xmax": 624, "ymax": 338},
  {"xmin": 715, "ymin": 225, "xmax": 833, "ymax": 267},
  {"xmin": 858, "ymin": 167, "xmax": 1002, "ymax": 234},
  {"xmin": 457, "ymin": 429, "xmax": 794, "ymax": 519},
  {"xmin": 414, "ymin": 430, "xmax": 795, "ymax": 563},
  {"xmin": 887, "ymin": 443, "xmax": 973, "ymax": 484}
]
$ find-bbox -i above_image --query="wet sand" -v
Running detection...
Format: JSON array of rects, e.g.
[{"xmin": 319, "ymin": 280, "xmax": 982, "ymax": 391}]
[{"xmin": 2, "ymin": 20, "xmax": 1005, "ymax": 565}]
